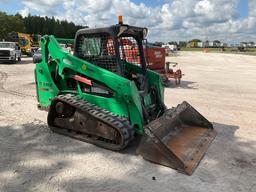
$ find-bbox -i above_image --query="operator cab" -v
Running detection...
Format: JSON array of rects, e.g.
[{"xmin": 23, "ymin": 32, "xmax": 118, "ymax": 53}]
[{"xmin": 74, "ymin": 19, "xmax": 148, "ymax": 91}]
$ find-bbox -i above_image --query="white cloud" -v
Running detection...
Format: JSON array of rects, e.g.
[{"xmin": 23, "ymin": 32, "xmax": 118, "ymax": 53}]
[
  {"xmin": 19, "ymin": 0, "xmax": 256, "ymax": 43},
  {"xmin": 19, "ymin": 7, "xmax": 29, "ymax": 17},
  {"xmin": 22, "ymin": 0, "xmax": 63, "ymax": 14},
  {"xmin": 194, "ymin": 0, "xmax": 214, "ymax": 15},
  {"xmin": 249, "ymin": 0, "xmax": 256, "ymax": 17}
]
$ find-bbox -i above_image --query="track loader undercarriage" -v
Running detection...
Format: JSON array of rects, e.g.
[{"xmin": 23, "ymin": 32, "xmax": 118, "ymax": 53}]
[{"xmin": 48, "ymin": 94, "xmax": 134, "ymax": 150}]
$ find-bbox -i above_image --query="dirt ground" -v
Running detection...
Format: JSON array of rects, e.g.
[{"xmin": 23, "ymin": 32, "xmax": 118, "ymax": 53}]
[{"xmin": 0, "ymin": 52, "xmax": 255, "ymax": 192}]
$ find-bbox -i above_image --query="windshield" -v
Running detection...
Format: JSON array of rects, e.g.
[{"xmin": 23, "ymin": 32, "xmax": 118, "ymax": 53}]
[
  {"xmin": 76, "ymin": 33, "xmax": 144, "ymax": 74},
  {"xmin": 0, "ymin": 43, "xmax": 15, "ymax": 48}
]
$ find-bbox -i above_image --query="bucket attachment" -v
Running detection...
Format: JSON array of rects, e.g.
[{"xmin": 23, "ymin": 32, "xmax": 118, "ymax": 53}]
[{"xmin": 137, "ymin": 101, "xmax": 217, "ymax": 175}]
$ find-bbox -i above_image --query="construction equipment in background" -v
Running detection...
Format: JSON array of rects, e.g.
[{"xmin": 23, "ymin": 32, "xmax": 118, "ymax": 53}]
[
  {"xmin": 7, "ymin": 32, "xmax": 30, "ymax": 55},
  {"xmin": 34, "ymin": 17, "xmax": 216, "ymax": 175},
  {"xmin": 30, "ymin": 33, "xmax": 41, "ymax": 49},
  {"xmin": 144, "ymin": 44, "xmax": 183, "ymax": 86},
  {"xmin": 7, "ymin": 31, "xmax": 41, "ymax": 56}
]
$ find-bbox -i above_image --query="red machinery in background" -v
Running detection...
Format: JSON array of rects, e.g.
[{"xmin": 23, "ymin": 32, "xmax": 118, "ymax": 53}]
[{"xmin": 144, "ymin": 45, "xmax": 183, "ymax": 86}]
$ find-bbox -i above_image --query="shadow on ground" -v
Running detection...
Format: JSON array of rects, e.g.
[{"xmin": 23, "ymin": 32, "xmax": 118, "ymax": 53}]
[
  {"xmin": 0, "ymin": 121, "xmax": 255, "ymax": 192},
  {"xmin": 166, "ymin": 80, "xmax": 198, "ymax": 89}
]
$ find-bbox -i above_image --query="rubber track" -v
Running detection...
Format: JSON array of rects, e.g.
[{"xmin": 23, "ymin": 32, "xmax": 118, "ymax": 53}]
[{"xmin": 48, "ymin": 94, "xmax": 135, "ymax": 151}]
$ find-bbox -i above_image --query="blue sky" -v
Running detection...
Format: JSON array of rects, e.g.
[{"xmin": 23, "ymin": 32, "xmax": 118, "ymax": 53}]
[
  {"xmin": 0, "ymin": 0, "xmax": 255, "ymax": 42},
  {"xmin": 132, "ymin": 0, "xmax": 165, "ymax": 8},
  {"xmin": 238, "ymin": 0, "xmax": 249, "ymax": 18}
]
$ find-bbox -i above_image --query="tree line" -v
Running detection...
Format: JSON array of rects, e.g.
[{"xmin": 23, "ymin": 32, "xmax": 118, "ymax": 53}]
[{"xmin": 0, "ymin": 12, "xmax": 86, "ymax": 40}]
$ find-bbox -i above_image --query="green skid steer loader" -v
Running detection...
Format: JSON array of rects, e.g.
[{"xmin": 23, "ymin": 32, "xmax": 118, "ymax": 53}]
[{"xmin": 35, "ymin": 20, "xmax": 216, "ymax": 175}]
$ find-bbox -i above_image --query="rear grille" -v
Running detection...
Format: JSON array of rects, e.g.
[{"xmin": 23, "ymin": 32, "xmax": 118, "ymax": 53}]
[{"xmin": 0, "ymin": 50, "xmax": 10, "ymax": 57}]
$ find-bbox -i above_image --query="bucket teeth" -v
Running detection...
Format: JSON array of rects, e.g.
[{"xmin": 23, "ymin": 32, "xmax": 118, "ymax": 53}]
[{"xmin": 137, "ymin": 101, "xmax": 217, "ymax": 175}]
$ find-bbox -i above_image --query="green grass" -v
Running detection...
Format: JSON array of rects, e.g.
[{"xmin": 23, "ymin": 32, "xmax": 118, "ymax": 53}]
[{"xmin": 180, "ymin": 47, "xmax": 256, "ymax": 56}]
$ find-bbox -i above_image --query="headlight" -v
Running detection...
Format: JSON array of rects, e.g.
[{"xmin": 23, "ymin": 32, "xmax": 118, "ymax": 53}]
[
  {"xmin": 10, "ymin": 50, "xmax": 15, "ymax": 55},
  {"xmin": 10, "ymin": 51, "xmax": 15, "ymax": 55}
]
